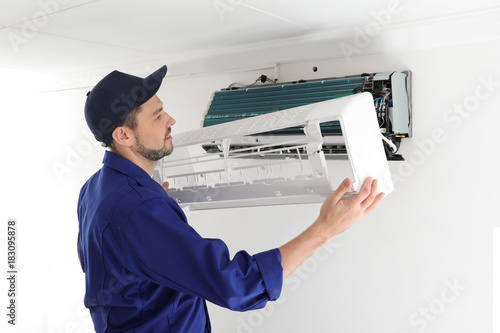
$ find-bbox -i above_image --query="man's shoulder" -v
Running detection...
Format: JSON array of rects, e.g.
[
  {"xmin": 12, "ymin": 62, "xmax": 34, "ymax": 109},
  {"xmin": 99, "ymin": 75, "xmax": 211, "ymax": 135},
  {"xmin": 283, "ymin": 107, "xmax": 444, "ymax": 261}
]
[
  {"xmin": 79, "ymin": 166, "xmax": 178, "ymax": 228},
  {"xmin": 81, "ymin": 166, "xmax": 167, "ymax": 210},
  {"xmin": 126, "ymin": 177, "xmax": 166, "ymax": 203}
]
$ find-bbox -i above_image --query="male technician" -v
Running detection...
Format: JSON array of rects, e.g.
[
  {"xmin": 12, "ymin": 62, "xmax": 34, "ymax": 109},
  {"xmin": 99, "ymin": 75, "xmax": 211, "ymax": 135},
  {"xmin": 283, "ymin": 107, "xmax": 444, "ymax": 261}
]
[{"xmin": 78, "ymin": 65, "xmax": 384, "ymax": 332}]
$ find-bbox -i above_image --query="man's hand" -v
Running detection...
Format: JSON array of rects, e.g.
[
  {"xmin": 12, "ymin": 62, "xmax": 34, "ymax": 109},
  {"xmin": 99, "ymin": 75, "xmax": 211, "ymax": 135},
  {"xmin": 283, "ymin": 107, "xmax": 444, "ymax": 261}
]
[
  {"xmin": 315, "ymin": 177, "xmax": 384, "ymax": 239},
  {"xmin": 161, "ymin": 181, "xmax": 169, "ymax": 193},
  {"xmin": 279, "ymin": 177, "xmax": 384, "ymax": 279}
]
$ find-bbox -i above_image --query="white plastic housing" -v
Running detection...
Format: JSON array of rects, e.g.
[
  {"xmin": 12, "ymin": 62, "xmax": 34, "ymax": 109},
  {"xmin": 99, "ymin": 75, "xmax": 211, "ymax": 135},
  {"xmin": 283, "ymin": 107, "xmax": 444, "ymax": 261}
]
[{"xmin": 155, "ymin": 92, "xmax": 393, "ymax": 210}]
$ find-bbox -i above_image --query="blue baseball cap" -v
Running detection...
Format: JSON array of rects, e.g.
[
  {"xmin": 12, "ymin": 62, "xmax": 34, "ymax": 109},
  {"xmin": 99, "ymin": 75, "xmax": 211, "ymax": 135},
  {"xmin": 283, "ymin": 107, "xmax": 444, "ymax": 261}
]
[{"xmin": 84, "ymin": 65, "xmax": 167, "ymax": 146}]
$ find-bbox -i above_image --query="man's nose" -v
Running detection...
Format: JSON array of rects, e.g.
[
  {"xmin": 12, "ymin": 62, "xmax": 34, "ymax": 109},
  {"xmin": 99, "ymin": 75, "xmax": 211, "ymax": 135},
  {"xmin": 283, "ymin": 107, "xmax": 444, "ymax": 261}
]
[{"xmin": 166, "ymin": 114, "xmax": 176, "ymax": 127}]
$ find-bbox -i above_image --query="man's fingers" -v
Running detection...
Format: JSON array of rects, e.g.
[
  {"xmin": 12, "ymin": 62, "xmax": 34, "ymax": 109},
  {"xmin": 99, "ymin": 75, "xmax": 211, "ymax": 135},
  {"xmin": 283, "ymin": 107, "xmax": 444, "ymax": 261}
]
[
  {"xmin": 162, "ymin": 181, "xmax": 170, "ymax": 192},
  {"xmin": 359, "ymin": 178, "xmax": 378, "ymax": 207},
  {"xmin": 359, "ymin": 178, "xmax": 384, "ymax": 215},
  {"xmin": 348, "ymin": 177, "xmax": 374, "ymax": 205},
  {"xmin": 328, "ymin": 177, "xmax": 383, "ymax": 210},
  {"xmin": 363, "ymin": 192, "xmax": 385, "ymax": 215},
  {"xmin": 330, "ymin": 178, "xmax": 353, "ymax": 203}
]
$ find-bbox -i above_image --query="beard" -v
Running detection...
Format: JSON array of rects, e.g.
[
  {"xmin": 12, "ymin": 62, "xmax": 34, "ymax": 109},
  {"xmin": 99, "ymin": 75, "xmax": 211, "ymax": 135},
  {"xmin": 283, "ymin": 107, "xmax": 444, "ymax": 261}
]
[{"xmin": 135, "ymin": 132, "xmax": 173, "ymax": 162}]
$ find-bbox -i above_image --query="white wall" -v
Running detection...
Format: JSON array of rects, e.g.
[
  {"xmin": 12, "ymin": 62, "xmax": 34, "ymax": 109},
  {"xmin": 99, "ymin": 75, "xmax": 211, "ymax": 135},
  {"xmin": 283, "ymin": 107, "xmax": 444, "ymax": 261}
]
[
  {"xmin": 172, "ymin": 43, "xmax": 500, "ymax": 332},
  {"xmin": 1, "ymin": 22, "xmax": 499, "ymax": 333}
]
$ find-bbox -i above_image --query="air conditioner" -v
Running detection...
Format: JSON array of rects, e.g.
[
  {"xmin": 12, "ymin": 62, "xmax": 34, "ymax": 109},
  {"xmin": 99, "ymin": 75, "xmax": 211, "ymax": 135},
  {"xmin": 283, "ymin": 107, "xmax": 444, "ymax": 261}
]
[{"xmin": 155, "ymin": 71, "xmax": 411, "ymax": 210}]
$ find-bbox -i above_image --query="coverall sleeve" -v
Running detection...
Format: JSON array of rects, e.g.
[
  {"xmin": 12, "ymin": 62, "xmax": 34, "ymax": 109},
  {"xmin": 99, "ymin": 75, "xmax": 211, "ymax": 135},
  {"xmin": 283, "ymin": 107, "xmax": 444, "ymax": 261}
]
[{"xmin": 123, "ymin": 197, "xmax": 283, "ymax": 311}]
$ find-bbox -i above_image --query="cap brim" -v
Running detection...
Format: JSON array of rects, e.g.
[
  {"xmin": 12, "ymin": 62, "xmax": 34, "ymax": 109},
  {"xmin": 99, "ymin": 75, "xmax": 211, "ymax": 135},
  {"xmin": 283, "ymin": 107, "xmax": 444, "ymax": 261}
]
[{"xmin": 134, "ymin": 65, "xmax": 168, "ymax": 108}]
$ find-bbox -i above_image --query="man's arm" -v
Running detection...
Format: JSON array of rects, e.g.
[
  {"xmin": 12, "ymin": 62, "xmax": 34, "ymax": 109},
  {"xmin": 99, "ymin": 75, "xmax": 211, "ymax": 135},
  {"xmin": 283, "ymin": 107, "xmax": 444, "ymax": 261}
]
[{"xmin": 279, "ymin": 177, "xmax": 384, "ymax": 279}]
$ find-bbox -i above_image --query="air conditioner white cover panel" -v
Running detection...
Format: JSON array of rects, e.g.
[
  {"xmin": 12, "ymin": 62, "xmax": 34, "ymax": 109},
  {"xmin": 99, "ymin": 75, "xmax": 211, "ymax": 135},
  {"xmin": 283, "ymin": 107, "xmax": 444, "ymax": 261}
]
[{"xmin": 158, "ymin": 92, "xmax": 393, "ymax": 210}]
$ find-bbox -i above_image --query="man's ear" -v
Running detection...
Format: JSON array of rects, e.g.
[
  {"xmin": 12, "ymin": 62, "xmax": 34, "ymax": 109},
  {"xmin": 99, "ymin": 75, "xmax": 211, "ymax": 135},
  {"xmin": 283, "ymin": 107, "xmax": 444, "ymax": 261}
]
[{"xmin": 111, "ymin": 126, "xmax": 134, "ymax": 148}]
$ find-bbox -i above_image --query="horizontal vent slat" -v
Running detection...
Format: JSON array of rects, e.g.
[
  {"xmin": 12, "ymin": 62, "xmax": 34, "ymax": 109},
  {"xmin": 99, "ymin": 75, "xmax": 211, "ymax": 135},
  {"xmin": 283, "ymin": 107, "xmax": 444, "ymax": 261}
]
[{"xmin": 203, "ymin": 77, "xmax": 365, "ymax": 132}]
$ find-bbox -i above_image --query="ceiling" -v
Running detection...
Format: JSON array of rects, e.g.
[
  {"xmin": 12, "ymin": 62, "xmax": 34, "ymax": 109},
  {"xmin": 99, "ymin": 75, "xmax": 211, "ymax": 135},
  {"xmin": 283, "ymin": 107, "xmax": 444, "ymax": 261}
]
[{"xmin": 1, "ymin": 0, "xmax": 500, "ymax": 79}]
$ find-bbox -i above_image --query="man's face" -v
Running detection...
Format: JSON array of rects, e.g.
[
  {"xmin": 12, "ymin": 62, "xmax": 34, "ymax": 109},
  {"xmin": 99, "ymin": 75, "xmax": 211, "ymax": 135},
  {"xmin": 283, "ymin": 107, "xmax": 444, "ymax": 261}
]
[{"xmin": 132, "ymin": 94, "xmax": 175, "ymax": 162}]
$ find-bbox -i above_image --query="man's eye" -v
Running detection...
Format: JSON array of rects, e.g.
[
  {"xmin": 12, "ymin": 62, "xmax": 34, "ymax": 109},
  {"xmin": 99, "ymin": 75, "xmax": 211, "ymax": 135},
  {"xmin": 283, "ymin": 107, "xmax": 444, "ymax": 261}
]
[{"xmin": 156, "ymin": 114, "xmax": 162, "ymax": 119}]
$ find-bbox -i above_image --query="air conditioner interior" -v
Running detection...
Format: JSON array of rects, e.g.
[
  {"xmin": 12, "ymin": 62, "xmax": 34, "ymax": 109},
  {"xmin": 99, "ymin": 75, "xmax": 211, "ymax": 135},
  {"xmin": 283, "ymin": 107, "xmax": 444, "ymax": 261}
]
[
  {"xmin": 201, "ymin": 71, "xmax": 411, "ymax": 161},
  {"xmin": 157, "ymin": 91, "xmax": 394, "ymax": 210},
  {"xmin": 156, "ymin": 70, "xmax": 409, "ymax": 209}
]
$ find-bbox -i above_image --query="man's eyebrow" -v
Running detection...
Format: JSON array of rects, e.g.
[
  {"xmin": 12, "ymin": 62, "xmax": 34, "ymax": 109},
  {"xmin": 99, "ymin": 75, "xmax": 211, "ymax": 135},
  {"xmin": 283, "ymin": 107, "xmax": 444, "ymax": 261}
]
[{"xmin": 153, "ymin": 106, "xmax": 164, "ymax": 115}]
